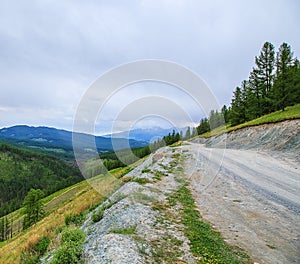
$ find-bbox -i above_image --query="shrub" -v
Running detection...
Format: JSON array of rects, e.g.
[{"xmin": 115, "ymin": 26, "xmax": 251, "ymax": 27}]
[
  {"xmin": 91, "ymin": 208, "xmax": 104, "ymax": 223},
  {"xmin": 60, "ymin": 228, "xmax": 85, "ymax": 245},
  {"xmin": 65, "ymin": 212, "xmax": 85, "ymax": 226},
  {"xmin": 51, "ymin": 228, "xmax": 85, "ymax": 264},
  {"xmin": 33, "ymin": 235, "xmax": 50, "ymax": 255},
  {"xmin": 51, "ymin": 243, "xmax": 82, "ymax": 264}
]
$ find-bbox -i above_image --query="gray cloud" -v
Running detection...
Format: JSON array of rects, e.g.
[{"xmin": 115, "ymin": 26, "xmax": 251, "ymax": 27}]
[{"xmin": 0, "ymin": 0, "xmax": 299, "ymax": 132}]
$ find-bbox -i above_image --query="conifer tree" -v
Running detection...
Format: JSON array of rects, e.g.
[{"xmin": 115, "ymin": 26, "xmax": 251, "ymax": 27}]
[
  {"xmin": 23, "ymin": 189, "xmax": 45, "ymax": 229},
  {"xmin": 230, "ymin": 86, "xmax": 246, "ymax": 126},
  {"xmin": 255, "ymin": 42, "xmax": 275, "ymax": 113},
  {"xmin": 273, "ymin": 42, "xmax": 294, "ymax": 111}
]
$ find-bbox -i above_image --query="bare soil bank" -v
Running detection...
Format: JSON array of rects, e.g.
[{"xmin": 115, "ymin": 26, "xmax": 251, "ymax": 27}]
[{"xmin": 193, "ymin": 119, "xmax": 300, "ymax": 162}]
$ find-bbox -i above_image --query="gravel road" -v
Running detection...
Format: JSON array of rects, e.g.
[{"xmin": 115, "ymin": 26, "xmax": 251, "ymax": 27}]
[{"xmin": 184, "ymin": 142, "xmax": 300, "ymax": 263}]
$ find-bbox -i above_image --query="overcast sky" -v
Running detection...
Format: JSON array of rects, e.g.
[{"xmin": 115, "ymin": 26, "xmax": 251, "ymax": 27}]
[{"xmin": 0, "ymin": 0, "xmax": 299, "ymax": 134}]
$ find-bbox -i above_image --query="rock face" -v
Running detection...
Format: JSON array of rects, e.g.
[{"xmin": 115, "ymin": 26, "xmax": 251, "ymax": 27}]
[
  {"xmin": 81, "ymin": 147, "xmax": 196, "ymax": 264},
  {"xmin": 193, "ymin": 119, "xmax": 300, "ymax": 161}
]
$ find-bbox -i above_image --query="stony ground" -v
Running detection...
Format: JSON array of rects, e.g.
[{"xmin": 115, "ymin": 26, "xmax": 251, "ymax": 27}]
[{"xmin": 81, "ymin": 147, "xmax": 197, "ymax": 264}]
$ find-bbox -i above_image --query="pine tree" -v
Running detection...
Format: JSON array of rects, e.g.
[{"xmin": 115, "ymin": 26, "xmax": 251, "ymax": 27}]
[
  {"xmin": 287, "ymin": 59, "xmax": 300, "ymax": 104},
  {"xmin": 248, "ymin": 69, "xmax": 262, "ymax": 117},
  {"xmin": 197, "ymin": 118, "xmax": 210, "ymax": 135},
  {"xmin": 230, "ymin": 84, "xmax": 247, "ymax": 126},
  {"xmin": 254, "ymin": 42, "xmax": 275, "ymax": 113},
  {"xmin": 221, "ymin": 105, "xmax": 229, "ymax": 124},
  {"xmin": 273, "ymin": 42, "xmax": 294, "ymax": 111},
  {"xmin": 23, "ymin": 189, "xmax": 45, "ymax": 229}
]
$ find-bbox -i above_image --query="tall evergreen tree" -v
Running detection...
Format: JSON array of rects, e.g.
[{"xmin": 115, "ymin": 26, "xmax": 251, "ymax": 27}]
[
  {"xmin": 273, "ymin": 42, "xmax": 294, "ymax": 111},
  {"xmin": 255, "ymin": 42, "xmax": 275, "ymax": 113},
  {"xmin": 221, "ymin": 105, "xmax": 229, "ymax": 124},
  {"xmin": 229, "ymin": 80, "xmax": 250, "ymax": 126},
  {"xmin": 250, "ymin": 42, "xmax": 275, "ymax": 115},
  {"xmin": 255, "ymin": 42, "xmax": 275, "ymax": 95},
  {"xmin": 248, "ymin": 69, "xmax": 262, "ymax": 117},
  {"xmin": 197, "ymin": 118, "xmax": 210, "ymax": 135},
  {"xmin": 230, "ymin": 86, "xmax": 245, "ymax": 126},
  {"xmin": 23, "ymin": 189, "xmax": 45, "ymax": 229},
  {"xmin": 287, "ymin": 59, "xmax": 300, "ymax": 104}
]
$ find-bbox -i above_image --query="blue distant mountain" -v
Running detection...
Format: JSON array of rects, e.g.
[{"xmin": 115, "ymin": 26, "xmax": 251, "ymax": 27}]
[{"xmin": 0, "ymin": 125, "xmax": 148, "ymax": 156}]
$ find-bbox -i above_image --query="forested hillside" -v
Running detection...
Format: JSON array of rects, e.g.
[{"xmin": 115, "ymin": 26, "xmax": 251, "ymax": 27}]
[{"xmin": 0, "ymin": 144, "xmax": 83, "ymax": 217}]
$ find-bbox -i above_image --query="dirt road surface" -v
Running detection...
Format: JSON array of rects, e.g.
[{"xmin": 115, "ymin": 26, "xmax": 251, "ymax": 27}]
[{"xmin": 183, "ymin": 142, "xmax": 300, "ymax": 263}]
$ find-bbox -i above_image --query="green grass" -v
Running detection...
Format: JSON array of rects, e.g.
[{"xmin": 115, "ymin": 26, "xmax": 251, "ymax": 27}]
[
  {"xmin": 132, "ymin": 177, "xmax": 151, "ymax": 185},
  {"xmin": 153, "ymin": 170, "xmax": 167, "ymax": 181},
  {"xmin": 168, "ymin": 185, "xmax": 250, "ymax": 264},
  {"xmin": 111, "ymin": 227, "xmax": 136, "ymax": 235},
  {"xmin": 200, "ymin": 103, "xmax": 300, "ymax": 138}
]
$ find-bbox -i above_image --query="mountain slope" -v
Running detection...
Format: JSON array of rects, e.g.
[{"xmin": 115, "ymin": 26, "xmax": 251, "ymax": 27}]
[
  {"xmin": 0, "ymin": 125, "xmax": 148, "ymax": 160},
  {"xmin": 0, "ymin": 143, "xmax": 83, "ymax": 217}
]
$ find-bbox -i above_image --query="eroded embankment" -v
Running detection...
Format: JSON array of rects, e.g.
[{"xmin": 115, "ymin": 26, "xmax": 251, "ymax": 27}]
[{"xmin": 193, "ymin": 119, "xmax": 300, "ymax": 161}]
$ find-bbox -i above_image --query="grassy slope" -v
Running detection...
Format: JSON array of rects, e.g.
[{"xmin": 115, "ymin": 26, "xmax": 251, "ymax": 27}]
[
  {"xmin": 200, "ymin": 103, "xmax": 300, "ymax": 138},
  {"xmin": 0, "ymin": 157, "xmax": 145, "ymax": 264}
]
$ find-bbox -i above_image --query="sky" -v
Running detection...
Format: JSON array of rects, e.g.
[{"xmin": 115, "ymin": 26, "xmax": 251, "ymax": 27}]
[{"xmin": 0, "ymin": 0, "xmax": 299, "ymax": 134}]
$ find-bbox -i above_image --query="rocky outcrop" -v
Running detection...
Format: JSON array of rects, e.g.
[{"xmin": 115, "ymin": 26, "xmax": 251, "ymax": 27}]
[{"xmin": 81, "ymin": 147, "xmax": 196, "ymax": 264}]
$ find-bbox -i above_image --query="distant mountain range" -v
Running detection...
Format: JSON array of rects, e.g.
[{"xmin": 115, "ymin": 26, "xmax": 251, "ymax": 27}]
[
  {"xmin": 0, "ymin": 125, "xmax": 148, "ymax": 160},
  {"xmin": 104, "ymin": 127, "xmax": 184, "ymax": 142}
]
